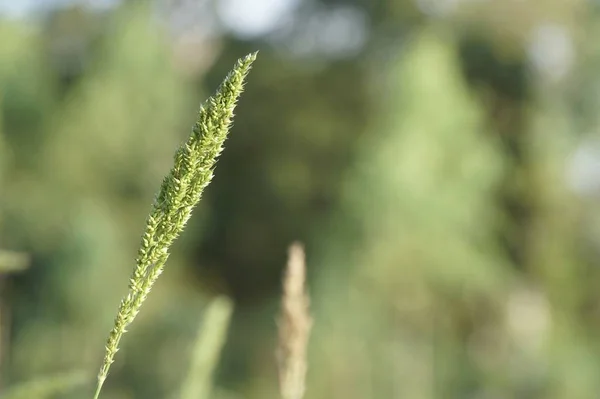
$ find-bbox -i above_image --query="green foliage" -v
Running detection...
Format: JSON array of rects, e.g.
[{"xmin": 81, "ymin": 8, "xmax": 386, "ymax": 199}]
[
  {"xmin": 0, "ymin": 371, "xmax": 87, "ymax": 399},
  {"xmin": 0, "ymin": 1, "xmax": 597, "ymax": 398},
  {"xmin": 94, "ymin": 52, "xmax": 257, "ymax": 399},
  {"xmin": 3, "ymin": 4, "xmax": 208, "ymax": 387},
  {"xmin": 309, "ymin": 28, "xmax": 508, "ymax": 398},
  {"xmin": 0, "ymin": 250, "xmax": 29, "ymax": 274}
]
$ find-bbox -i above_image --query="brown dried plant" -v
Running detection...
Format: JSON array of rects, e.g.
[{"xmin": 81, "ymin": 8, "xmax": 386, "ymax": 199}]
[{"xmin": 276, "ymin": 242, "xmax": 312, "ymax": 399}]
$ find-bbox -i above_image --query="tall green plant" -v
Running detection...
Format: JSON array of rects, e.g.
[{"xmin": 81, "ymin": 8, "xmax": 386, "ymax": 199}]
[
  {"xmin": 178, "ymin": 296, "xmax": 234, "ymax": 399},
  {"xmin": 94, "ymin": 52, "xmax": 257, "ymax": 399},
  {"xmin": 309, "ymin": 29, "xmax": 506, "ymax": 398}
]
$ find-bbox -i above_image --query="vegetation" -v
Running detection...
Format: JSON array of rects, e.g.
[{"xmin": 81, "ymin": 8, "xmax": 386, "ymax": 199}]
[
  {"xmin": 94, "ymin": 52, "xmax": 256, "ymax": 399},
  {"xmin": 0, "ymin": 1, "xmax": 598, "ymax": 398}
]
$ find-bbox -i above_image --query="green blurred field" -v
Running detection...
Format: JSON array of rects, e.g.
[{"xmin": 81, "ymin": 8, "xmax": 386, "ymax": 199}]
[{"xmin": 1, "ymin": 0, "xmax": 599, "ymax": 398}]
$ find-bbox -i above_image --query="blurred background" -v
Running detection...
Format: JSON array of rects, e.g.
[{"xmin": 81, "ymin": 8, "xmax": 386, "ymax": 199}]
[{"xmin": 0, "ymin": 0, "xmax": 599, "ymax": 398}]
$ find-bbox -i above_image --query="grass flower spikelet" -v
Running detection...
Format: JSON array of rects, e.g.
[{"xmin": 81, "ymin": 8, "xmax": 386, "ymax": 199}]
[{"xmin": 93, "ymin": 52, "xmax": 257, "ymax": 399}]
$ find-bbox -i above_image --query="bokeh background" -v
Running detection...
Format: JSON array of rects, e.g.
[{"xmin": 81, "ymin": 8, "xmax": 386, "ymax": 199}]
[{"xmin": 1, "ymin": 0, "xmax": 599, "ymax": 397}]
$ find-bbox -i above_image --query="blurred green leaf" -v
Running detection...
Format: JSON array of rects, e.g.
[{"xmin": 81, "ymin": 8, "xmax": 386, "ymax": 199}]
[
  {"xmin": 0, "ymin": 371, "xmax": 88, "ymax": 399},
  {"xmin": 0, "ymin": 251, "xmax": 29, "ymax": 274}
]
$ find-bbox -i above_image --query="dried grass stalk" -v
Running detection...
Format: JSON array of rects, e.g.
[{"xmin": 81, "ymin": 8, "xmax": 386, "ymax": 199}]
[{"xmin": 277, "ymin": 242, "xmax": 312, "ymax": 399}]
